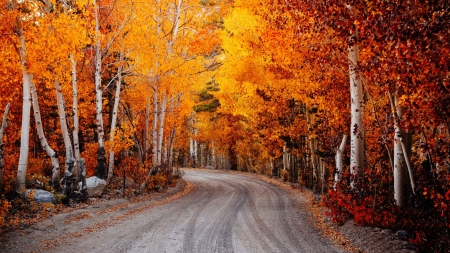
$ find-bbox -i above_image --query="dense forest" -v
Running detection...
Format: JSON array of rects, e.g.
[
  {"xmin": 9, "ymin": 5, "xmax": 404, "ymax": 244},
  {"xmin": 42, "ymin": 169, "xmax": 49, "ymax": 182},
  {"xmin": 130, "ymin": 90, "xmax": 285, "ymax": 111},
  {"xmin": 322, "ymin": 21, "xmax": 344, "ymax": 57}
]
[{"xmin": 0, "ymin": 0, "xmax": 449, "ymax": 252}]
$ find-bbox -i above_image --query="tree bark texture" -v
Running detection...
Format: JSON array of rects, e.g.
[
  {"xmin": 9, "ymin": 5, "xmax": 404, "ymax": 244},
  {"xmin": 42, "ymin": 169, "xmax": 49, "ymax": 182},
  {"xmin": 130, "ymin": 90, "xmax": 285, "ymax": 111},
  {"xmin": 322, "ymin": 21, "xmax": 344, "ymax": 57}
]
[
  {"xmin": 107, "ymin": 53, "xmax": 124, "ymax": 181},
  {"xmin": 389, "ymin": 91, "xmax": 415, "ymax": 206},
  {"xmin": 16, "ymin": 10, "xmax": 32, "ymax": 192},
  {"xmin": 156, "ymin": 94, "xmax": 167, "ymax": 165},
  {"xmin": 334, "ymin": 134, "xmax": 348, "ymax": 190},
  {"xmin": 71, "ymin": 54, "xmax": 81, "ymax": 180},
  {"xmin": 31, "ymin": 82, "xmax": 61, "ymax": 190},
  {"xmin": 94, "ymin": 0, "xmax": 106, "ymax": 179},
  {"xmin": 348, "ymin": 34, "xmax": 364, "ymax": 188},
  {"xmin": 55, "ymin": 79, "xmax": 75, "ymax": 177},
  {"xmin": 0, "ymin": 103, "xmax": 10, "ymax": 191}
]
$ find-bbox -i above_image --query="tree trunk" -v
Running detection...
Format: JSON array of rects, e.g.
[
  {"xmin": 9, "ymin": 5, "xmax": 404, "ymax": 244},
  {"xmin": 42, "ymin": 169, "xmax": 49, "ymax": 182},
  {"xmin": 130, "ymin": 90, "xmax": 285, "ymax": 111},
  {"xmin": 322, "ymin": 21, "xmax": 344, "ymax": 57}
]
[
  {"xmin": 152, "ymin": 83, "xmax": 159, "ymax": 165},
  {"xmin": 212, "ymin": 141, "xmax": 216, "ymax": 168},
  {"xmin": 163, "ymin": 137, "xmax": 168, "ymax": 166},
  {"xmin": 31, "ymin": 82, "xmax": 61, "ymax": 190},
  {"xmin": 189, "ymin": 137, "xmax": 194, "ymax": 165},
  {"xmin": 388, "ymin": 91, "xmax": 415, "ymax": 206},
  {"xmin": 393, "ymin": 96, "xmax": 406, "ymax": 207},
  {"xmin": 334, "ymin": 134, "xmax": 348, "ymax": 189},
  {"xmin": 306, "ymin": 109, "xmax": 318, "ymax": 182},
  {"xmin": 167, "ymin": 127, "xmax": 176, "ymax": 183},
  {"xmin": 94, "ymin": 0, "xmax": 106, "ymax": 179},
  {"xmin": 16, "ymin": 14, "xmax": 32, "ymax": 192},
  {"xmin": 107, "ymin": 53, "xmax": 123, "ymax": 181},
  {"xmin": 71, "ymin": 54, "xmax": 81, "ymax": 179},
  {"xmin": 157, "ymin": 94, "xmax": 167, "ymax": 165},
  {"xmin": 55, "ymin": 80, "xmax": 75, "ymax": 177},
  {"xmin": 144, "ymin": 102, "xmax": 150, "ymax": 162},
  {"xmin": 79, "ymin": 158, "xmax": 87, "ymax": 197},
  {"xmin": 0, "ymin": 103, "xmax": 10, "ymax": 191},
  {"xmin": 348, "ymin": 34, "xmax": 364, "ymax": 188},
  {"xmin": 283, "ymin": 143, "xmax": 287, "ymax": 172},
  {"xmin": 167, "ymin": 0, "xmax": 182, "ymax": 54},
  {"xmin": 194, "ymin": 134, "xmax": 198, "ymax": 166},
  {"xmin": 140, "ymin": 90, "xmax": 160, "ymax": 193}
]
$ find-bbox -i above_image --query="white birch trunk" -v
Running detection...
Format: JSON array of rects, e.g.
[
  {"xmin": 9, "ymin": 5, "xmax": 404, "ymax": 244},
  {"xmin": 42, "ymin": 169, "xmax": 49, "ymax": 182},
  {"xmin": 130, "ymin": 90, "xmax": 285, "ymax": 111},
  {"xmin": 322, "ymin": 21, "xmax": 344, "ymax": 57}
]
[
  {"xmin": 306, "ymin": 109, "xmax": 317, "ymax": 181},
  {"xmin": 167, "ymin": 127, "xmax": 176, "ymax": 181},
  {"xmin": 31, "ymin": 82, "xmax": 61, "ymax": 189},
  {"xmin": 388, "ymin": 91, "xmax": 416, "ymax": 206},
  {"xmin": 154, "ymin": 0, "xmax": 180, "ymax": 167},
  {"xmin": 107, "ymin": 54, "xmax": 123, "ymax": 181},
  {"xmin": 71, "ymin": 58, "xmax": 86, "ymax": 197},
  {"xmin": 194, "ymin": 128, "xmax": 198, "ymax": 166},
  {"xmin": 393, "ymin": 96, "xmax": 406, "ymax": 207},
  {"xmin": 140, "ymin": 82, "xmax": 160, "ymax": 191},
  {"xmin": 163, "ymin": 137, "xmax": 168, "ymax": 165},
  {"xmin": 0, "ymin": 103, "xmax": 10, "ymax": 190},
  {"xmin": 152, "ymin": 83, "xmax": 159, "ymax": 165},
  {"xmin": 70, "ymin": 55, "xmax": 80, "ymax": 159},
  {"xmin": 348, "ymin": 34, "xmax": 364, "ymax": 188},
  {"xmin": 144, "ymin": 70, "xmax": 153, "ymax": 163},
  {"xmin": 212, "ymin": 141, "xmax": 216, "ymax": 168},
  {"xmin": 16, "ymin": 15, "xmax": 32, "ymax": 192},
  {"xmin": 167, "ymin": 0, "xmax": 183, "ymax": 54},
  {"xmin": 94, "ymin": 0, "xmax": 107, "ymax": 179},
  {"xmin": 150, "ymin": 0, "xmax": 162, "ymax": 166},
  {"xmin": 189, "ymin": 114, "xmax": 194, "ymax": 163},
  {"xmin": 144, "ymin": 102, "xmax": 150, "ymax": 162},
  {"xmin": 55, "ymin": 80, "xmax": 75, "ymax": 176},
  {"xmin": 70, "ymin": 54, "xmax": 82, "ymax": 183},
  {"xmin": 154, "ymin": 0, "xmax": 181, "ymax": 167},
  {"xmin": 156, "ymin": 94, "xmax": 167, "ymax": 165},
  {"xmin": 189, "ymin": 137, "xmax": 194, "ymax": 160},
  {"xmin": 334, "ymin": 134, "xmax": 348, "ymax": 189}
]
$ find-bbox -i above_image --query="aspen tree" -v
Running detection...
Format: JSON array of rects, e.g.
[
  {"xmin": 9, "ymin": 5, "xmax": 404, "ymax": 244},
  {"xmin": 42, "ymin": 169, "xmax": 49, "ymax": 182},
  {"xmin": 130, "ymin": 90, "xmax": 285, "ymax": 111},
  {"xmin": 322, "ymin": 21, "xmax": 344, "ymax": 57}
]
[
  {"xmin": 30, "ymin": 82, "xmax": 61, "ymax": 189},
  {"xmin": 107, "ymin": 52, "xmax": 124, "ymax": 181},
  {"xmin": 12, "ymin": 0, "xmax": 33, "ymax": 192},
  {"xmin": 348, "ymin": 34, "xmax": 364, "ymax": 188},
  {"xmin": 0, "ymin": 103, "xmax": 10, "ymax": 190}
]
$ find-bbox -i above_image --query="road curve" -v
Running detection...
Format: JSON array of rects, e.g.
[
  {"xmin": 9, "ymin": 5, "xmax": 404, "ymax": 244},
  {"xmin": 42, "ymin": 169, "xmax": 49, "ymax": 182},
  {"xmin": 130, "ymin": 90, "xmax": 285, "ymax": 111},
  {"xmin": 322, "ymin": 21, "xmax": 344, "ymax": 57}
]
[
  {"xmin": 76, "ymin": 170, "xmax": 342, "ymax": 253},
  {"xmin": 10, "ymin": 169, "xmax": 343, "ymax": 253}
]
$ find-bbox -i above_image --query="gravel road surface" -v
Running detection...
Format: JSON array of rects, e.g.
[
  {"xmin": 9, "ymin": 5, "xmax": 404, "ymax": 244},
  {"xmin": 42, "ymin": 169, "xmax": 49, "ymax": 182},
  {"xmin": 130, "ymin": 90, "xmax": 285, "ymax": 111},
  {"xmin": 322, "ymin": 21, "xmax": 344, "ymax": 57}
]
[{"xmin": 1, "ymin": 169, "xmax": 343, "ymax": 253}]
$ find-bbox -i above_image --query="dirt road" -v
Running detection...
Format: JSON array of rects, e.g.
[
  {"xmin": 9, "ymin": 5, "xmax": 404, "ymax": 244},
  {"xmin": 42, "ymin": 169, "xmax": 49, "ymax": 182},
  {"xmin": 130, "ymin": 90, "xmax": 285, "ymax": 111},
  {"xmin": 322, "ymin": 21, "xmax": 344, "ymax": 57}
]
[{"xmin": 2, "ymin": 169, "xmax": 343, "ymax": 253}]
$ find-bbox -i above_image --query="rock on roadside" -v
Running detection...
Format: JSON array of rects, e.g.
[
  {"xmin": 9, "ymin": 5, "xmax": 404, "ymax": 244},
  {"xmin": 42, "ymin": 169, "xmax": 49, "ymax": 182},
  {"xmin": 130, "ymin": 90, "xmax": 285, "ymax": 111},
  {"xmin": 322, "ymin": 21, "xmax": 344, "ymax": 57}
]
[
  {"xmin": 24, "ymin": 189, "xmax": 56, "ymax": 204},
  {"xmin": 78, "ymin": 176, "xmax": 107, "ymax": 197}
]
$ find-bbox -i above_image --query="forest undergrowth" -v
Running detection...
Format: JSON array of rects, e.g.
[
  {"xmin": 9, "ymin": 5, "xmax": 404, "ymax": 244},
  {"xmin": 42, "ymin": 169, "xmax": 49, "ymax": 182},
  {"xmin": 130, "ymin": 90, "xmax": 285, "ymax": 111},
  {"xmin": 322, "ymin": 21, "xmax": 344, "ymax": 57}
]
[{"xmin": 0, "ymin": 170, "xmax": 177, "ymax": 235}]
